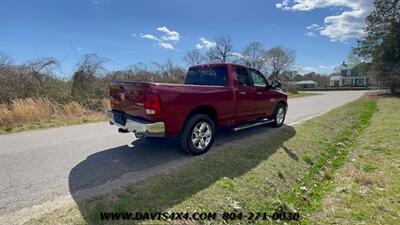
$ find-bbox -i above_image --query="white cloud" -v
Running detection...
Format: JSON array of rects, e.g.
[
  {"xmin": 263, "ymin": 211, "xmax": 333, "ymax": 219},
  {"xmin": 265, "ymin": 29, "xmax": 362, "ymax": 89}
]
[
  {"xmin": 140, "ymin": 34, "xmax": 159, "ymax": 41},
  {"xmin": 294, "ymin": 64, "xmax": 317, "ymax": 74},
  {"xmin": 231, "ymin": 52, "xmax": 244, "ymax": 59},
  {"xmin": 319, "ymin": 65, "xmax": 336, "ymax": 69},
  {"xmin": 158, "ymin": 42, "xmax": 174, "ymax": 50},
  {"xmin": 157, "ymin": 26, "xmax": 181, "ymax": 42},
  {"xmin": 137, "ymin": 27, "xmax": 180, "ymax": 50},
  {"xmin": 275, "ymin": 0, "xmax": 373, "ymax": 41},
  {"xmin": 195, "ymin": 43, "xmax": 204, "ymax": 49},
  {"xmin": 306, "ymin": 24, "xmax": 320, "ymax": 30},
  {"xmin": 276, "ymin": 0, "xmax": 290, "ymax": 9},
  {"xmin": 195, "ymin": 38, "xmax": 216, "ymax": 49},
  {"xmin": 304, "ymin": 32, "xmax": 317, "ymax": 37}
]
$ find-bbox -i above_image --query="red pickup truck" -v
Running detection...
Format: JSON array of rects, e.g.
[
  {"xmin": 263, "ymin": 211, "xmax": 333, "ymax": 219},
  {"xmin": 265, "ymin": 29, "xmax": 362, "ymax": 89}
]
[{"xmin": 108, "ymin": 63, "xmax": 287, "ymax": 155}]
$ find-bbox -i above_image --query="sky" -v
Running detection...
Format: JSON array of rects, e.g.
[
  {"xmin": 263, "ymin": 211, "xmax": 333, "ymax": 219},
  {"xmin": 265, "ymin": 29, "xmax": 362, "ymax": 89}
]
[{"xmin": 1, "ymin": 0, "xmax": 373, "ymax": 76}]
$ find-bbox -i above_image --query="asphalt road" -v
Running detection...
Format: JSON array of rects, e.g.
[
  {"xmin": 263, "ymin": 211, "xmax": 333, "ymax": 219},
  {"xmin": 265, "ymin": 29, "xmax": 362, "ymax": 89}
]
[{"xmin": 0, "ymin": 91, "xmax": 366, "ymax": 218}]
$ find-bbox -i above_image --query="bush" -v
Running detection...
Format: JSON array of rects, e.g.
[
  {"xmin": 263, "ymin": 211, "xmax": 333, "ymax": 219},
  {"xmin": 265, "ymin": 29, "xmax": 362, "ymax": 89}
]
[{"xmin": 0, "ymin": 53, "xmax": 186, "ymax": 113}]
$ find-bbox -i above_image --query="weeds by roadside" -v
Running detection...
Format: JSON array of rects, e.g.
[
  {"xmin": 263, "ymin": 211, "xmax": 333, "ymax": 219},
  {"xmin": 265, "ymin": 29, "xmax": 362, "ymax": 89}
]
[
  {"xmin": 268, "ymin": 99, "xmax": 377, "ymax": 224},
  {"xmin": 0, "ymin": 98, "xmax": 109, "ymax": 134}
]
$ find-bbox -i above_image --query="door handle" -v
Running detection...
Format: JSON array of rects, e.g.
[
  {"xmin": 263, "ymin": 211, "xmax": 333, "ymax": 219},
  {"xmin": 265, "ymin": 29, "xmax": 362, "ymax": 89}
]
[
  {"xmin": 238, "ymin": 91, "xmax": 246, "ymax": 95},
  {"xmin": 256, "ymin": 92, "xmax": 263, "ymax": 95}
]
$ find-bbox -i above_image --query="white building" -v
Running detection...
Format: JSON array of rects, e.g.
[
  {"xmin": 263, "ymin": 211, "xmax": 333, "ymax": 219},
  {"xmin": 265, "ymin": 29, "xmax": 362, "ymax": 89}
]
[{"xmin": 330, "ymin": 62, "xmax": 377, "ymax": 87}]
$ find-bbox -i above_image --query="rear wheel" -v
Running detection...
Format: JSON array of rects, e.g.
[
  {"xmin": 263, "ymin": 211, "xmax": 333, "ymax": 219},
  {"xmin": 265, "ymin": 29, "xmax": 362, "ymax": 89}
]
[
  {"xmin": 180, "ymin": 114, "xmax": 215, "ymax": 155},
  {"xmin": 272, "ymin": 103, "xmax": 286, "ymax": 127}
]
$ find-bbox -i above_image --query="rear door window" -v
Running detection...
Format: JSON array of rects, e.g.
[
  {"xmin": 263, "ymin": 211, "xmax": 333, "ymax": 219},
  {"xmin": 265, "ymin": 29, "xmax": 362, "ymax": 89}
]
[
  {"xmin": 185, "ymin": 66, "xmax": 228, "ymax": 86},
  {"xmin": 235, "ymin": 67, "xmax": 252, "ymax": 87}
]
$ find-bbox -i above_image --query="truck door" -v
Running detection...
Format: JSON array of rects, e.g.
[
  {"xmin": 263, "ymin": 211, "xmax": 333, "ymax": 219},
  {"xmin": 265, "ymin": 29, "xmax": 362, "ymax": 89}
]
[
  {"xmin": 248, "ymin": 69, "xmax": 274, "ymax": 116},
  {"xmin": 233, "ymin": 66, "xmax": 258, "ymax": 122}
]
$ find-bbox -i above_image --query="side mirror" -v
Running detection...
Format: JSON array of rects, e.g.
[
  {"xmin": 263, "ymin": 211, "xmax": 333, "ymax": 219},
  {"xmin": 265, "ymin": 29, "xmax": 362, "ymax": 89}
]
[{"xmin": 271, "ymin": 80, "xmax": 281, "ymax": 89}]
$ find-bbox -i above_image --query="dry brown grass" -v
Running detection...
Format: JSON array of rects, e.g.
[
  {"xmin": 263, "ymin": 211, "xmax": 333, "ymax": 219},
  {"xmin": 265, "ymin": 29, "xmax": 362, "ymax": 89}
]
[
  {"xmin": 0, "ymin": 98, "xmax": 109, "ymax": 132},
  {"xmin": 100, "ymin": 98, "xmax": 111, "ymax": 111},
  {"xmin": 0, "ymin": 98, "xmax": 84, "ymax": 126}
]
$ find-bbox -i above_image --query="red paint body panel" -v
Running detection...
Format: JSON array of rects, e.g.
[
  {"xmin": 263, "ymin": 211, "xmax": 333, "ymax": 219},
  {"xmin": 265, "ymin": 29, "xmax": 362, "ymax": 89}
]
[{"xmin": 110, "ymin": 64, "xmax": 287, "ymax": 136}]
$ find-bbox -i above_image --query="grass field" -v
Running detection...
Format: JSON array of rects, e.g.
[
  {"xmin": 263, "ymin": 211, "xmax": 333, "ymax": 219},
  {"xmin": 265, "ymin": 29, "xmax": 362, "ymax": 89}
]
[
  {"xmin": 311, "ymin": 97, "xmax": 400, "ymax": 224},
  {"xmin": 24, "ymin": 95, "xmax": 392, "ymax": 225}
]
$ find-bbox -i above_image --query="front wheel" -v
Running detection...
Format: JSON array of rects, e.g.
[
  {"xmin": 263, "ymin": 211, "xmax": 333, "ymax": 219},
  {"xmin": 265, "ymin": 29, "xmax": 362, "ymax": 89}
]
[
  {"xmin": 272, "ymin": 103, "xmax": 287, "ymax": 127},
  {"xmin": 180, "ymin": 114, "xmax": 215, "ymax": 155}
]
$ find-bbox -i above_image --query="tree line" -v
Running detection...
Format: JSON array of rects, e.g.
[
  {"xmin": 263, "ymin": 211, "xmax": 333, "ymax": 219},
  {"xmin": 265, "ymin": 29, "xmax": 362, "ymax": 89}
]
[
  {"xmin": 0, "ymin": 53, "xmax": 186, "ymax": 109},
  {"xmin": 0, "ymin": 36, "xmax": 318, "ymax": 109},
  {"xmin": 183, "ymin": 36, "xmax": 296, "ymax": 80},
  {"xmin": 353, "ymin": 0, "xmax": 399, "ymax": 93}
]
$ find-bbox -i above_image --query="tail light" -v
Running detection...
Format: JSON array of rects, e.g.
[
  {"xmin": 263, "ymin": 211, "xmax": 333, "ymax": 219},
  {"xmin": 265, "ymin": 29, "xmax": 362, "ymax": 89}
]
[{"xmin": 144, "ymin": 93, "xmax": 162, "ymax": 115}]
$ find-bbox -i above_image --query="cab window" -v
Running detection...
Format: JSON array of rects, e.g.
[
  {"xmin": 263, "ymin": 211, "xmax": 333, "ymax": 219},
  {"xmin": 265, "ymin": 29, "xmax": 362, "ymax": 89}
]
[{"xmin": 185, "ymin": 66, "xmax": 228, "ymax": 86}]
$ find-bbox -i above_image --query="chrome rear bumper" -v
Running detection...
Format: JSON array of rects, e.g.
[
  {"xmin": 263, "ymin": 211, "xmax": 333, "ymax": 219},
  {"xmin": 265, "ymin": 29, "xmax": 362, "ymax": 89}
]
[{"xmin": 107, "ymin": 110, "xmax": 165, "ymax": 137}]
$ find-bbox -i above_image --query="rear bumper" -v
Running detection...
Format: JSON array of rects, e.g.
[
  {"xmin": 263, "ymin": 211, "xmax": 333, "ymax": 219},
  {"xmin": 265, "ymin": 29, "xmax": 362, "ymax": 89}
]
[{"xmin": 107, "ymin": 110, "xmax": 165, "ymax": 137}]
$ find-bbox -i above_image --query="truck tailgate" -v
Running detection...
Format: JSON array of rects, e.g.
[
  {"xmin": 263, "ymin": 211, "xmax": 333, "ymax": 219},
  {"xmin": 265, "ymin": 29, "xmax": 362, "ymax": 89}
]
[{"xmin": 110, "ymin": 82, "xmax": 148, "ymax": 119}]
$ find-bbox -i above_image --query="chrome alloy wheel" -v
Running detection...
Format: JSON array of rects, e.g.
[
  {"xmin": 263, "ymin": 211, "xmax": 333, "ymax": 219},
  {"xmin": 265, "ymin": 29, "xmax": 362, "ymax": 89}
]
[
  {"xmin": 276, "ymin": 107, "xmax": 285, "ymax": 124},
  {"xmin": 191, "ymin": 121, "xmax": 212, "ymax": 150}
]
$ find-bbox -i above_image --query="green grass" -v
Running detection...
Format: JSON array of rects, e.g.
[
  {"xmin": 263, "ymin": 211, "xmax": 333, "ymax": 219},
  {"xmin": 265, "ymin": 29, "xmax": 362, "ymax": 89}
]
[
  {"xmin": 0, "ymin": 114, "xmax": 107, "ymax": 135},
  {"xmin": 25, "ymin": 98, "xmax": 377, "ymax": 225},
  {"xmin": 267, "ymin": 97, "xmax": 377, "ymax": 225},
  {"xmin": 287, "ymin": 92, "xmax": 319, "ymax": 98},
  {"xmin": 311, "ymin": 97, "xmax": 400, "ymax": 225}
]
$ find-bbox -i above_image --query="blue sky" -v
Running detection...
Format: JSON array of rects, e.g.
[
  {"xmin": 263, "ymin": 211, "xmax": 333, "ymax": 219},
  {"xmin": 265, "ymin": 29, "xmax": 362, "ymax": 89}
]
[{"xmin": 1, "ymin": 0, "xmax": 373, "ymax": 76}]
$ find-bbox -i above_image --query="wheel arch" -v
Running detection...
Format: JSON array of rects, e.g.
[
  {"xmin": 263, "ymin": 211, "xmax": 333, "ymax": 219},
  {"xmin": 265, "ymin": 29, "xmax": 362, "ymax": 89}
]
[
  {"xmin": 182, "ymin": 105, "xmax": 218, "ymax": 131},
  {"xmin": 277, "ymin": 100, "xmax": 288, "ymax": 108}
]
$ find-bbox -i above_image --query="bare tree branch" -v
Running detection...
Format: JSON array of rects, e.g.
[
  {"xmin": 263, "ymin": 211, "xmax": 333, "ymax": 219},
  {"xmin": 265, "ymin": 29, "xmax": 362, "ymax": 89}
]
[
  {"xmin": 265, "ymin": 46, "xmax": 296, "ymax": 79},
  {"xmin": 207, "ymin": 36, "xmax": 233, "ymax": 63},
  {"xmin": 183, "ymin": 49, "xmax": 206, "ymax": 66},
  {"xmin": 242, "ymin": 42, "xmax": 268, "ymax": 71}
]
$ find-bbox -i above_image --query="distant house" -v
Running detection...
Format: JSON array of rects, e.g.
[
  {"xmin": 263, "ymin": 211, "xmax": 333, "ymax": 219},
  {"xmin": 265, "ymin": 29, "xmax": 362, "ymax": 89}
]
[
  {"xmin": 330, "ymin": 61, "xmax": 377, "ymax": 87},
  {"xmin": 288, "ymin": 80, "xmax": 317, "ymax": 89}
]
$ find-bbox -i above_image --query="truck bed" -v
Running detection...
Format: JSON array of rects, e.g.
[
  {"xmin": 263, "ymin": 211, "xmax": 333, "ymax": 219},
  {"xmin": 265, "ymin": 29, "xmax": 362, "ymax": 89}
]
[{"xmin": 110, "ymin": 81, "xmax": 235, "ymax": 136}]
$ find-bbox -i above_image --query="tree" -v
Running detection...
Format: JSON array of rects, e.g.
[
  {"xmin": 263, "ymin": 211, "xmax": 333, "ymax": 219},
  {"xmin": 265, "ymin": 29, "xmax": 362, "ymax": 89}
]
[
  {"xmin": 207, "ymin": 36, "xmax": 233, "ymax": 63},
  {"xmin": 183, "ymin": 49, "xmax": 206, "ymax": 67},
  {"xmin": 21, "ymin": 58, "xmax": 59, "ymax": 98},
  {"xmin": 71, "ymin": 54, "xmax": 108, "ymax": 107},
  {"xmin": 241, "ymin": 42, "xmax": 268, "ymax": 71},
  {"xmin": 0, "ymin": 52, "xmax": 13, "ymax": 69},
  {"xmin": 353, "ymin": 0, "xmax": 400, "ymax": 93},
  {"xmin": 265, "ymin": 46, "xmax": 296, "ymax": 80},
  {"xmin": 153, "ymin": 59, "xmax": 185, "ymax": 83},
  {"xmin": 281, "ymin": 70, "xmax": 299, "ymax": 81}
]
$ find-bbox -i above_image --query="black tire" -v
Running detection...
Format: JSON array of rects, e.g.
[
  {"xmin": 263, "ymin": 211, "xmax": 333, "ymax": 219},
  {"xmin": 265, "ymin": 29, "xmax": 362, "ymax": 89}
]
[
  {"xmin": 272, "ymin": 103, "xmax": 287, "ymax": 127},
  {"xmin": 180, "ymin": 114, "xmax": 216, "ymax": 155}
]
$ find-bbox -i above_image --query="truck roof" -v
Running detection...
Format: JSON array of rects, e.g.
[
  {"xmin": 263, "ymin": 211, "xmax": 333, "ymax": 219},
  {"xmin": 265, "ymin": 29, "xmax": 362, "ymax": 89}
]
[{"xmin": 190, "ymin": 63, "xmax": 254, "ymax": 69}]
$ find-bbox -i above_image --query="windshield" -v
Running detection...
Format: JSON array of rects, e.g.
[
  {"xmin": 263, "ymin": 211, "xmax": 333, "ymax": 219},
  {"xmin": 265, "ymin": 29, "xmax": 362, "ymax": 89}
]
[{"xmin": 184, "ymin": 66, "xmax": 228, "ymax": 86}]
